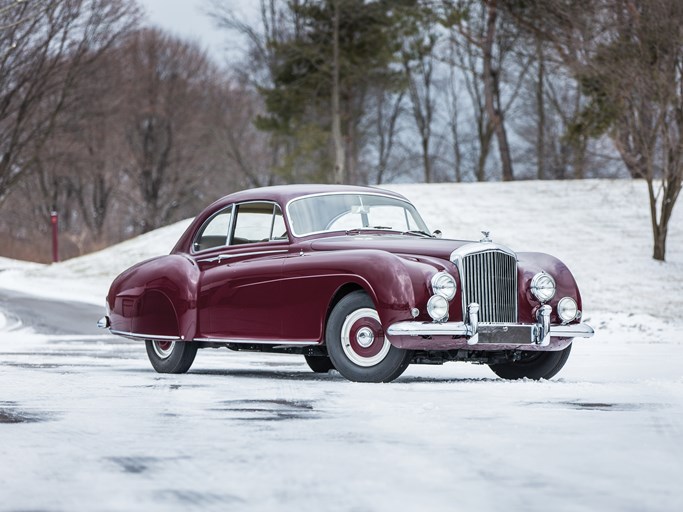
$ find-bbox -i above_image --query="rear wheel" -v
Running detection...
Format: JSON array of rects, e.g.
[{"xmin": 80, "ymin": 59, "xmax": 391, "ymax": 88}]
[
  {"xmin": 304, "ymin": 355, "xmax": 335, "ymax": 373},
  {"xmin": 145, "ymin": 340, "xmax": 198, "ymax": 374},
  {"xmin": 488, "ymin": 343, "xmax": 572, "ymax": 380},
  {"xmin": 326, "ymin": 291, "xmax": 411, "ymax": 383}
]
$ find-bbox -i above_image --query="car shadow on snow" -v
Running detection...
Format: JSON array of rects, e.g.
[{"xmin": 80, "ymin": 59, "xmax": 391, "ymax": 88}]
[
  {"xmin": 211, "ymin": 398, "xmax": 320, "ymax": 422},
  {"xmin": 522, "ymin": 401, "xmax": 668, "ymax": 412},
  {"xmin": 189, "ymin": 368, "xmax": 345, "ymax": 382},
  {"xmin": 0, "ymin": 401, "xmax": 53, "ymax": 423}
]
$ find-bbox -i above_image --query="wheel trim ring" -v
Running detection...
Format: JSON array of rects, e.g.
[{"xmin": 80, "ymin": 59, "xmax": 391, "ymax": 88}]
[
  {"xmin": 153, "ymin": 340, "xmax": 175, "ymax": 359},
  {"xmin": 341, "ymin": 308, "xmax": 391, "ymax": 367}
]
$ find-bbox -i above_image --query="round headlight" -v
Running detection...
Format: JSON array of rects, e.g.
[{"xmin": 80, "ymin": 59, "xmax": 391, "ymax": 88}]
[
  {"xmin": 427, "ymin": 295, "xmax": 449, "ymax": 322},
  {"xmin": 431, "ymin": 271, "xmax": 456, "ymax": 300},
  {"xmin": 531, "ymin": 272, "xmax": 556, "ymax": 303},
  {"xmin": 557, "ymin": 297, "xmax": 578, "ymax": 323}
]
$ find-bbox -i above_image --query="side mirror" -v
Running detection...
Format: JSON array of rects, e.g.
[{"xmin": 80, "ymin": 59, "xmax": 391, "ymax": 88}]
[{"xmin": 432, "ymin": 230, "xmax": 442, "ymax": 239}]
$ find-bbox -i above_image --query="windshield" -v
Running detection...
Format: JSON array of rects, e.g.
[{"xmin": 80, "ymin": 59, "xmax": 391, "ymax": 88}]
[{"xmin": 287, "ymin": 193, "xmax": 430, "ymax": 237}]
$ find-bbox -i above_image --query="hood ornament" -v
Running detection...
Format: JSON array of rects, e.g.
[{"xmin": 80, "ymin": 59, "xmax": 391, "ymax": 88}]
[{"xmin": 480, "ymin": 230, "xmax": 492, "ymax": 243}]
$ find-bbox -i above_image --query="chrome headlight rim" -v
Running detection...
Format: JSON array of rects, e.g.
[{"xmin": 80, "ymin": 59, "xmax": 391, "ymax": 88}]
[
  {"xmin": 431, "ymin": 271, "xmax": 457, "ymax": 301},
  {"xmin": 531, "ymin": 271, "xmax": 556, "ymax": 303},
  {"xmin": 426, "ymin": 295, "xmax": 449, "ymax": 322},
  {"xmin": 557, "ymin": 296, "xmax": 578, "ymax": 323}
]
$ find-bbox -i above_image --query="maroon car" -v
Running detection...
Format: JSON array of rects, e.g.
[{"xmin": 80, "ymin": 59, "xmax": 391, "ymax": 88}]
[{"xmin": 99, "ymin": 184, "xmax": 594, "ymax": 382}]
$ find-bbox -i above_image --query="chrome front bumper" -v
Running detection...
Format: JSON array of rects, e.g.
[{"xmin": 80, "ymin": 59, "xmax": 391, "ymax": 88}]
[
  {"xmin": 387, "ymin": 303, "xmax": 594, "ymax": 347},
  {"xmin": 97, "ymin": 316, "xmax": 110, "ymax": 329}
]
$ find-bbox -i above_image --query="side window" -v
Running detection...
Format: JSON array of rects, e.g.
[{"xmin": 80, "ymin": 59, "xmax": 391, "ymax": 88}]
[
  {"xmin": 193, "ymin": 206, "xmax": 233, "ymax": 252},
  {"xmin": 272, "ymin": 206, "xmax": 287, "ymax": 240},
  {"xmin": 232, "ymin": 202, "xmax": 288, "ymax": 245}
]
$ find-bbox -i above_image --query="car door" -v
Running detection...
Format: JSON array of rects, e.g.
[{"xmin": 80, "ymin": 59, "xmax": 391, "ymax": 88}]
[{"xmin": 194, "ymin": 202, "xmax": 289, "ymax": 341}]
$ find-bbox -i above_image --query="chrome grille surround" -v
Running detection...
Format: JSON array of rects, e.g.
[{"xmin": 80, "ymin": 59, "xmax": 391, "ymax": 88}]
[{"xmin": 450, "ymin": 243, "xmax": 518, "ymax": 324}]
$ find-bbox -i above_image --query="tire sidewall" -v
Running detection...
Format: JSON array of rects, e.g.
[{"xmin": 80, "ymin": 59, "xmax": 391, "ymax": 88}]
[
  {"xmin": 145, "ymin": 340, "xmax": 198, "ymax": 374},
  {"xmin": 326, "ymin": 291, "xmax": 410, "ymax": 383},
  {"xmin": 489, "ymin": 343, "xmax": 572, "ymax": 380}
]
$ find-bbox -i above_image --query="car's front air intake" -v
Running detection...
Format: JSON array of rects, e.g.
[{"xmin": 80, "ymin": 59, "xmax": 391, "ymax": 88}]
[{"xmin": 459, "ymin": 249, "xmax": 518, "ymax": 323}]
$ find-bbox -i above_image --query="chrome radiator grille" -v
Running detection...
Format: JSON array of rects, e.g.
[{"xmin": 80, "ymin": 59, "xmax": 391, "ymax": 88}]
[{"xmin": 460, "ymin": 250, "xmax": 517, "ymax": 323}]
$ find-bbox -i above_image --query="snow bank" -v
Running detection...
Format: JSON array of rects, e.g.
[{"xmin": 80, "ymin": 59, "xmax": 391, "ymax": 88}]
[
  {"xmin": 0, "ymin": 219, "xmax": 192, "ymax": 305},
  {"xmin": 0, "ymin": 179, "xmax": 681, "ymax": 335}
]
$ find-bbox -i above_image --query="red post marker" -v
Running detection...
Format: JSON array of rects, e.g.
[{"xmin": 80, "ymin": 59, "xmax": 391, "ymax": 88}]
[{"xmin": 50, "ymin": 211, "xmax": 59, "ymax": 263}]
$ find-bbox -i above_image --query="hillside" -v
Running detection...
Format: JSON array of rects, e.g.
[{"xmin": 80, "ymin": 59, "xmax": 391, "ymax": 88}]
[{"xmin": 1, "ymin": 179, "xmax": 681, "ymax": 340}]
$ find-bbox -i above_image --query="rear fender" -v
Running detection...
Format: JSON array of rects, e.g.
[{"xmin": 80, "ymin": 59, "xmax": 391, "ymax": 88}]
[{"xmin": 107, "ymin": 254, "xmax": 199, "ymax": 340}]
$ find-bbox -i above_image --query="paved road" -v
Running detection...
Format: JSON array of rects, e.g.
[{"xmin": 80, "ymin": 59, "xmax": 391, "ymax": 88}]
[
  {"xmin": 0, "ymin": 288, "xmax": 103, "ymax": 335},
  {"xmin": 0, "ymin": 291, "xmax": 681, "ymax": 512}
]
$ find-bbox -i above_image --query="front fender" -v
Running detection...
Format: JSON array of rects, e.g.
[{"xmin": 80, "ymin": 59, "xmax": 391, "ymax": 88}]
[
  {"xmin": 282, "ymin": 249, "xmax": 446, "ymax": 342},
  {"xmin": 517, "ymin": 252, "xmax": 583, "ymax": 324},
  {"xmin": 312, "ymin": 250, "xmax": 451, "ymax": 329}
]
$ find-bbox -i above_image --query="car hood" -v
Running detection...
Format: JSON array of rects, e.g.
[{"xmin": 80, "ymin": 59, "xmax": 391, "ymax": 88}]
[{"xmin": 309, "ymin": 235, "xmax": 476, "ymax": 261}]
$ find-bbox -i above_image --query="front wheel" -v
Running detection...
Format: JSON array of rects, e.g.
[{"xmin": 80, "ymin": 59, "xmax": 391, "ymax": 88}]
[
  {"xmin": 326, "ymin": 291, "xmax": 411, "ymax": 383},
  {"xmin": 488, "ymin": 343, "xmax": 572, "ymax": 380},
  {"xmin": 145, "ymin": 340, "xmax": 198, "ymax": 374}
]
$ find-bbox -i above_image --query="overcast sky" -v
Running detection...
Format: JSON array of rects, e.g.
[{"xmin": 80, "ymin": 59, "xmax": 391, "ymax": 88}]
[{"xmin": 137, "ymin": 0, "xmax": 257, "ymax": 62}]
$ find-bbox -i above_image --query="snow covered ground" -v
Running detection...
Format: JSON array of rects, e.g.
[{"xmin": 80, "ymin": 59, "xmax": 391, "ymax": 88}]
[{"xmin": 1, "ymin": 179, "xmax": 682, "ymax": 511}]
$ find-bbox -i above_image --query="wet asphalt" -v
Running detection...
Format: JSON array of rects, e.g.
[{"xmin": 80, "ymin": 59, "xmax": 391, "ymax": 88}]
[{"xmin": 0, "ymin": 288, "xmax": 103, "ymax": 335}]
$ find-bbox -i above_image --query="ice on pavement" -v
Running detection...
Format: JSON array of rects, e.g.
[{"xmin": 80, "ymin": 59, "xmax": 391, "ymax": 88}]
[
  {"xmin": 0, "ymin": 179, "xmax": 682, "ymax": 511},
  {"xmin": 0, "ymin": 328, "xmax": 681, "ymax": 511}
]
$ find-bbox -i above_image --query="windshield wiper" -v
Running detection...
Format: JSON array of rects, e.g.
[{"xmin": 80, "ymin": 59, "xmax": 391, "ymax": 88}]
[{"xmin": 401, "ymin": 230, "xmax": 433, "ymax": 238}]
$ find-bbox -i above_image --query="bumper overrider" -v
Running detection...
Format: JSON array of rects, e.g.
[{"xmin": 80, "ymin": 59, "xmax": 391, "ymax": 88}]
[{"xmin": 387, "ymin": 303, "xmax": 594, "ymax": 347}]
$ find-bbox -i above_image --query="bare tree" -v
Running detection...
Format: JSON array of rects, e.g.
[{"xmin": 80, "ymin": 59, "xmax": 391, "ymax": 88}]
[
  {"xmin": 481, "ymin": 0, "xmax": 514, "ymax": 181},
  {"xmin": 449, "ymin": 27, "xmax": 494, "ymax": 181},
  {"xmin": 0, "ymin": 0, "xmax": 139, "ymax": 206},
  {"xmin": 121, "ymin": 28, "xmax": 222, "ymax": 233},
  {"xmin": 331, "ymin": 0, "xmax": 345, "ymax": 184},
  {"xmin": 504, "ymin": 0, "xmax": 683, "ymax": 261},
  {"xmin": 209, "ymin": 79, "xmax": 279, "ymax": 189},
  {"xmin": 368, "ymin": 89, "xmax": 405, "ymax": 185},
  {"xmin": 402, "ymin": 28, "xmax": 438, "ymax": 183}
]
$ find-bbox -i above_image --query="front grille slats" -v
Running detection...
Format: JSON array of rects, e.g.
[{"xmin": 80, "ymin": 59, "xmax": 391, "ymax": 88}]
[{"xmin": 460, "ymin": 250, "xmax": 517, "ymax": 323}]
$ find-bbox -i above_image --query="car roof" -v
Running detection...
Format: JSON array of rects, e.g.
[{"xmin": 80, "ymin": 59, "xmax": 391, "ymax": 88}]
[
  {"xmin": 207, "ymin": 184, "xmax": 409, "ymax": 210},
  {"xmin": 172, "ymin": 184, "xmax": 412, "ymax": 254}
]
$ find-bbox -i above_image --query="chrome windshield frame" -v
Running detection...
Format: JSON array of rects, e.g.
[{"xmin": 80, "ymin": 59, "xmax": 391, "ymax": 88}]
[{"xmin": 285, "ymin": 192, "xmax": 430, "ymax": 238}]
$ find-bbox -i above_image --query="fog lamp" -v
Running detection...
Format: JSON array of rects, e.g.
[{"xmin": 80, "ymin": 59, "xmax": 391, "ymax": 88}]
[
  {"xmin": 557, "ymin": 297, "xmax": 578, "ymax": 323},
  {"xmin": 427, "ymin": 295, "xmax": 449, "ymax": 322}
]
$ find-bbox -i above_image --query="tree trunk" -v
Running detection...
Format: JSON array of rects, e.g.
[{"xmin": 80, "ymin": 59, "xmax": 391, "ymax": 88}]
[
  {"xmin": 331, "ymin": 0, "xmax": 345, "ymax": 184},
  {"xmin": 422, "ymin": 138, "xmax": 432, "ymax": 183},
  {"xmin": 483, "ymin": 0, "xmax": 514, "ymax": 181},
  {"xmin": 647, "ymin": 179, "xmax": 666, "ymax": 261},
  {"xmin": 535, "ymin": 38, "xmax": 545, "ymax": 180}
]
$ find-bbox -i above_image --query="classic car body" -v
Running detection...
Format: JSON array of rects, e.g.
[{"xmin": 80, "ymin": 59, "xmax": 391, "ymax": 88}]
[{"xmin": 99, "ymin": 184, "xmax": 594, "ymax": 382}]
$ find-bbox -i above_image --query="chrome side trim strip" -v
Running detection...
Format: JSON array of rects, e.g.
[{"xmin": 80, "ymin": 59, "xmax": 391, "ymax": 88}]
[
  {"xmin": 197, "ymin": 249, "xmax": 288, "ymax": 263},
  {"xmin": 194, "ymin": 338, "xmax": 318, "ymax": 346},
  {"xmin": 110, "ymin": 330, "xmax": 181, "ymax": 341}
]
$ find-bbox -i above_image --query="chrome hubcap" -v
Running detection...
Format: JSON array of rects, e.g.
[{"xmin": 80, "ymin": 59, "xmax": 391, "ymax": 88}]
[{"xmin": 356, "ymin": 327, "xmax": 375, "ymax": 348}]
